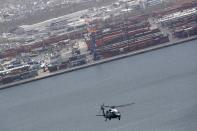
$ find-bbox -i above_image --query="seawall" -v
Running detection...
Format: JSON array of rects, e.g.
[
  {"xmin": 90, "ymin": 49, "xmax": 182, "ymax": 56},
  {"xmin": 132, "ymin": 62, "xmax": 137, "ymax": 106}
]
[{"xmin": 0, "ymin": 36, "xmax": 197, "ymax": 90}]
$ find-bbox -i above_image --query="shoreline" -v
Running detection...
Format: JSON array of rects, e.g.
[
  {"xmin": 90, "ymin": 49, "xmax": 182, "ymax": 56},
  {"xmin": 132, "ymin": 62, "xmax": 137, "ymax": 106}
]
[{"xmin": 0, "ymin": 36, "xmax": 197, "ymax": 90}]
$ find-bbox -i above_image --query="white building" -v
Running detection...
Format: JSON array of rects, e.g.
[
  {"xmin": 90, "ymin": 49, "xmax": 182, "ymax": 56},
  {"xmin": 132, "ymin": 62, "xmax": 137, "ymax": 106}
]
[{"xmin": 140, "ymin": 0, "xmax": 163, "ymax": 9}]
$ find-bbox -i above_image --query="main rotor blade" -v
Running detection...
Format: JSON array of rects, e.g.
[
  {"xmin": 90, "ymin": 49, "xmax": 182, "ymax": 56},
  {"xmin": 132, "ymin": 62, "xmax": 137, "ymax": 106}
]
[
  {"xmin": 102, "ymin": 102, "xmax": 135, "ymax": 108},
  {"xmin": 115, "ymin": 102, "xmax": 135, "ymax": 107},
  {"xmin": 96, "ymin": 115, "xmax": 105, "ymax": 116},
  {"xmin": 102, "ymin": 105, "xmax": 111, "ymax": 108}
]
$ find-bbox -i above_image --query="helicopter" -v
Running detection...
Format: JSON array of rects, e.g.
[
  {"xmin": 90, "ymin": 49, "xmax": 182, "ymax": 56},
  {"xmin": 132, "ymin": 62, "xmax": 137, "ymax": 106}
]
[{"xmin": 96, "ymin": 102, "xmax": 135, "ymax": 121}]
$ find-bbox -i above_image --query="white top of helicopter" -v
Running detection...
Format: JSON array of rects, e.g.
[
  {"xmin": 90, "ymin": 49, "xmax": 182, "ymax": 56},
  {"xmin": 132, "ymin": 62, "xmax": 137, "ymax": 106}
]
[{"xmin": 110, "ymin": 108, "xmax": 118, "ymax": 113}]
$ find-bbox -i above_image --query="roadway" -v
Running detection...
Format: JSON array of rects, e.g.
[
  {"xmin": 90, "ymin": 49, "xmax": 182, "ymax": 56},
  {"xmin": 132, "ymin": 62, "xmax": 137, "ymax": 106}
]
[{"xmin": 0, "ymin": 40, "xmax": 197, "ymax": 131}]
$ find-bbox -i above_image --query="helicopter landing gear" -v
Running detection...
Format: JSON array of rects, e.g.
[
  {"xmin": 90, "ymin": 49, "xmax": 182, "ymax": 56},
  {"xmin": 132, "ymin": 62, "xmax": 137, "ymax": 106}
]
[{"xmin": 118, "ymin": 116, "xmax": 121, "ymax": 120}]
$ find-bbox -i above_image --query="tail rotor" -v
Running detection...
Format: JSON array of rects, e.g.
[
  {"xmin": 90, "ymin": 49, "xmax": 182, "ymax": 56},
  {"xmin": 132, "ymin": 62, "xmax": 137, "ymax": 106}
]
[{"xmin": 101, "ymin": 103, "xmax": 105, "ymax": 110}]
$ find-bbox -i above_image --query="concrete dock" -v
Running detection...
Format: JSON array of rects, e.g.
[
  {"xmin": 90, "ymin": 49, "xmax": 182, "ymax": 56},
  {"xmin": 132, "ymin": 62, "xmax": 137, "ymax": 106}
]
[{"xmin": 0, "ymin": 35, "xmax": 197, "ymax": 90}]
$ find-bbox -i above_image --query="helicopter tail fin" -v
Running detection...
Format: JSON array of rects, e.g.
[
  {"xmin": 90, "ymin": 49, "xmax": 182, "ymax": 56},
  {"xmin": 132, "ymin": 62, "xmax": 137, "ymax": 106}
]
[{"xmin": 101, "ymin": 103, "xmax": 105, "ymax": 116}]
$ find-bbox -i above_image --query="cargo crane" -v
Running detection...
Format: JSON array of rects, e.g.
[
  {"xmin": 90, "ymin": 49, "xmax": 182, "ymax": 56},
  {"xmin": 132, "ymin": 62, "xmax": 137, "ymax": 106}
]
[{"xmin": 87, "ymin": 19, "xmax": 99, "ymax": 60}]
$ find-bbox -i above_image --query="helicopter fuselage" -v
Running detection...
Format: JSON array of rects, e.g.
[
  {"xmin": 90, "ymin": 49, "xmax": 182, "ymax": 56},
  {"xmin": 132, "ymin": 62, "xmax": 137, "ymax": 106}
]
[
  {"xmin": 97, "ymin": 102, "xmax": 135, "ymax": 121},
  {"xmin": 104, "ymin": 109, "xmax": 121, "ymax": 120}
]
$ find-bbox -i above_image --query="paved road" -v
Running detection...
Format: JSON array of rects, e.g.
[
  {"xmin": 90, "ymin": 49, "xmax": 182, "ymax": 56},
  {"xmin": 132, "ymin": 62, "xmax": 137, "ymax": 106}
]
[
  {"xmin": 0, "ymin": 0, "xmax": 115, "ymax": 33},
  {"xmin": 0, "ymin": 40, "xmax": 197, "ymax": 131}
]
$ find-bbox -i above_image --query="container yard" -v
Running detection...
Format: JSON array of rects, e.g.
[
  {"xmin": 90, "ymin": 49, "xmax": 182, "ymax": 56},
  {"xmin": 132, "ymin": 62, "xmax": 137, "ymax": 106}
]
[
  {"xmin": 0, "ymin": 0, "xmax": 197, "ymax": 85},
  {"xmin": 154, "ymin": 1, "xmax": 197, "ymax": 39},
  {"xmin": 85, "ymin": 14, "xmax": 170, "ymax": 59}
]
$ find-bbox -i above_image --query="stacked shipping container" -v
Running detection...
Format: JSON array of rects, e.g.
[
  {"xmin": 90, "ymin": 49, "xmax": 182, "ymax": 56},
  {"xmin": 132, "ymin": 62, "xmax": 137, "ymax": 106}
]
[{"xmin": 86, "ymin": 15, "xmax": 169, "ymax": 59}]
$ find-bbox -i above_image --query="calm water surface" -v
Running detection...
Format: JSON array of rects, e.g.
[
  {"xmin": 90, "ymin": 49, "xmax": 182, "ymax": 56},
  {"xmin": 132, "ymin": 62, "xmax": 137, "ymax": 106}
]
[{"xmin": 0, "ymin": 40, "xmax": 197, "ymax": 131}]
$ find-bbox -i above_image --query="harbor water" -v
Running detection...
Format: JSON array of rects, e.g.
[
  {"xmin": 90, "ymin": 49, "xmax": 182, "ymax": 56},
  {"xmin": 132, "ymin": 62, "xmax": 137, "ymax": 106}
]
[{"xmin": 0, "ymin": 39, "xmax": 197, "ymax": 131}]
